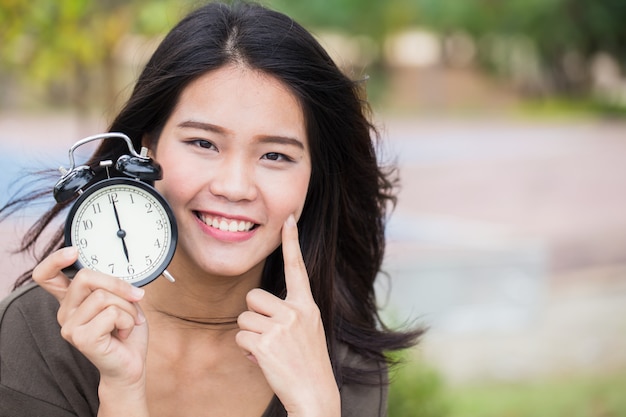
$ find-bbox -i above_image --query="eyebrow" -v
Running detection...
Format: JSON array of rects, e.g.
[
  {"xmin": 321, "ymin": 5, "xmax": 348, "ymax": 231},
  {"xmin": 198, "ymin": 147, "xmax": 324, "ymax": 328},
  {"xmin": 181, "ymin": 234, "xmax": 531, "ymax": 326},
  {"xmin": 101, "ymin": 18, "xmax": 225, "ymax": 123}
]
[
  {"xmin": 177, "ymin": 120, "xmax": 305, "ymax": 150},
  {"xmin": 177, "ymin": 120, "xmax": 224, "ymax": 134},
  {"xmin": 257, "ymin": 135, "xmax": 305, "ymax": 150}
]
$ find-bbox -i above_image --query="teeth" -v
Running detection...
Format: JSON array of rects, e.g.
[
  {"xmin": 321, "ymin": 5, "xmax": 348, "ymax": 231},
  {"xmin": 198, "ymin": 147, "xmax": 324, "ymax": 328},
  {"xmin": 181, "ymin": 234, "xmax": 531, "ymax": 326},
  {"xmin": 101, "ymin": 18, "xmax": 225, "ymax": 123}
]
[{"xmin": 199, "ymin": 213, "xmax": 254, "ymax": 232}]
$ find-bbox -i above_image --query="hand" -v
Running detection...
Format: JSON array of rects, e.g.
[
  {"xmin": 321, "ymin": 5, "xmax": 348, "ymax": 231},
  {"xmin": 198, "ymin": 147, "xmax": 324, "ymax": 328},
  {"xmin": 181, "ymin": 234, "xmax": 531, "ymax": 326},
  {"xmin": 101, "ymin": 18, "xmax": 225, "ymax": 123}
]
[
  {"xmin": 236, "ymin": 215, "xmax": 340, "ymax": 417},
  {"xmin": 32, "ymin": 247, "xmax": 148, "ymax": 387}
]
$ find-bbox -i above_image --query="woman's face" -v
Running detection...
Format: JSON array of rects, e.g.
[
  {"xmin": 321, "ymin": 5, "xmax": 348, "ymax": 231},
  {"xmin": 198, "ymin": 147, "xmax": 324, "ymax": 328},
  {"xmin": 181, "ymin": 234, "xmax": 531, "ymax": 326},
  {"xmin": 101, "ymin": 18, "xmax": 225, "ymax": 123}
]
[{"xmin": 150, "ymin": 65, "xmax": 311, "ymax": 280}]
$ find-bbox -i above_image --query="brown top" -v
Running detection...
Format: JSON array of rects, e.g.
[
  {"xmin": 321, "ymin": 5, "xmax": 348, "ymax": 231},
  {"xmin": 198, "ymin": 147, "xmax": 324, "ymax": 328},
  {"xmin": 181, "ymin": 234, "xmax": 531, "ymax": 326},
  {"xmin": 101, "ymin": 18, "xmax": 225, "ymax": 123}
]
[{"xmin": 0, "ymin": 283, "xmax": 388, "ymax": 417}]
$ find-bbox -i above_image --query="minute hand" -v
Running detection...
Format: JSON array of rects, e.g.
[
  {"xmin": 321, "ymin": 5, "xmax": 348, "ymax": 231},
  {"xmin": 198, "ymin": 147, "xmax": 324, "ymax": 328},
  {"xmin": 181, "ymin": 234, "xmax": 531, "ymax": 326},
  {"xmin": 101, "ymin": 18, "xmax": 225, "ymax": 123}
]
[{"xmin": 112, "ymin": 199, "xmax": 130, "ymax": 263}]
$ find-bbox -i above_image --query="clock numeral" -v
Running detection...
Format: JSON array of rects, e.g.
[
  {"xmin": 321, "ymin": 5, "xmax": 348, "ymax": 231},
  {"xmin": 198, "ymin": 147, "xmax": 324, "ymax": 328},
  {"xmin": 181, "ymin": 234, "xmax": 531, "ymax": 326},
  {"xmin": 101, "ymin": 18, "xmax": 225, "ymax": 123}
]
[
  {"xmin": 91, "ymin": 255, "xmax": 99, "ymax": 265},
  {"xmin": 107, "ymin": 193, "xmax": 119, "ymax": 204},
  {"xmin": 91, "ymin": 203, "xmax": 102, "ymax": 214},
  {"xmin": 145, "ymin": 203, "xmax": 153, "ymax": 213},
  {"xmin": 154, "ymin": 238, "xmax": 161, "ymax": 249},
  {"xmin": 79, "ymin": 238, "xmax": 88, "ymax": 249},
  {"xmin": 145, "ymin": 256, "xmax": 153, "ymax": 266},
  {"xmin": 156, "ymin": 219, "xmax": 164, "ymax": 230},
  {"xmin": 82, "ymin": 219, "xmax": 93, "ymax": 230},
  {"xmin": 109, "ymin": 263, "xmax": 135, "ymax": 275},
  {"xmin": 129, "ymin": 194, "xmax": 135, "ymax": 204}
]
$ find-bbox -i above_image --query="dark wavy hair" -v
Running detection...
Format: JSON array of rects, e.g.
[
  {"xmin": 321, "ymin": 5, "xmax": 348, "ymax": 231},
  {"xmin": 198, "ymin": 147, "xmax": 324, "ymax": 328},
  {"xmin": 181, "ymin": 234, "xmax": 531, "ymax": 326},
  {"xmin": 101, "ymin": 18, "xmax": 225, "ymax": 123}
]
[{"xmin": 1, "ymin": 0, "xmax": 421, "ymax": 390}]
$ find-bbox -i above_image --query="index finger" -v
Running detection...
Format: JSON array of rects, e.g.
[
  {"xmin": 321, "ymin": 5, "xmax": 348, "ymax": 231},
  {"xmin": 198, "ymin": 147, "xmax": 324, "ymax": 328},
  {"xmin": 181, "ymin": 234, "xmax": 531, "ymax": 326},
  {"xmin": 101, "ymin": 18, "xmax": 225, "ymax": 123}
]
[
  {"xmin": 32, "ymin": 246, "xmax": 79, "ymax": 301},
  {"xmin": 282, "ymin": 214, "xmax": 313, "ymax": 302}
]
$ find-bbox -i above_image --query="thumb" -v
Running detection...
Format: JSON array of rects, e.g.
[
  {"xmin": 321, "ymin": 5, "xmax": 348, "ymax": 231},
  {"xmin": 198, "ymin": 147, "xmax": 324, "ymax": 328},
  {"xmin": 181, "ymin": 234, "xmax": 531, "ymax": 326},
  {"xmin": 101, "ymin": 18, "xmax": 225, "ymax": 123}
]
[{"xmin": 32, "ymin": 246, "xmax": 78, "ymax": 301}]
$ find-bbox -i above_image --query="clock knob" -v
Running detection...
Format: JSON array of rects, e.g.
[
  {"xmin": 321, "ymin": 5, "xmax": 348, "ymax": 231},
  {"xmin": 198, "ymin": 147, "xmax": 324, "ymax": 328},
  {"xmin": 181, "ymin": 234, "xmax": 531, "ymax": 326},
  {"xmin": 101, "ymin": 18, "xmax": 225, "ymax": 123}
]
[
  {"xmin": 115, "ymin": 154, "xmax": 162, "ymax": 181},
  {"xmin": 53, "ymin": 165, "xmax": 95, "ymax": 203}
]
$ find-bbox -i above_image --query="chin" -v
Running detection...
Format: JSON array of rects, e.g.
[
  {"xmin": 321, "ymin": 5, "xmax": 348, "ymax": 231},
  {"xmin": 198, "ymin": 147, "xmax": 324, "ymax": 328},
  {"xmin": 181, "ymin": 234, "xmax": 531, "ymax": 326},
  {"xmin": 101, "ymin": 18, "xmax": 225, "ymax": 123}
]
[{"xmin": 201, "ymin": 259, "xmax": 266, "ymax": 280}]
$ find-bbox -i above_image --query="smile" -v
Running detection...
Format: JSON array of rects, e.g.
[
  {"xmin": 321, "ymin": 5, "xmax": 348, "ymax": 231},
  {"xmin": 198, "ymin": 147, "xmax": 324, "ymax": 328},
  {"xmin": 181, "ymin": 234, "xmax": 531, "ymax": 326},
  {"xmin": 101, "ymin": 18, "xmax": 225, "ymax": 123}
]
[{"xmin": 195, "ymin": 212, "xmax": 257, "ymax": 232}]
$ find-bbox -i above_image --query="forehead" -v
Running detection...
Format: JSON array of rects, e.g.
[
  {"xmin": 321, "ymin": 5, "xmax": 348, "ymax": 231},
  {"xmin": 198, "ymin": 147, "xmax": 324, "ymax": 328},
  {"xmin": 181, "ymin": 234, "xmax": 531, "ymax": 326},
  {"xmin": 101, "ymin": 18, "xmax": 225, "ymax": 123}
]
[
  {"xmin": 179, "ymin": 66, "xmax": 301, "ymax": 114},
  {"xmin": 170, "ymin": 65, "xmax": 307, "ymax": 142}
]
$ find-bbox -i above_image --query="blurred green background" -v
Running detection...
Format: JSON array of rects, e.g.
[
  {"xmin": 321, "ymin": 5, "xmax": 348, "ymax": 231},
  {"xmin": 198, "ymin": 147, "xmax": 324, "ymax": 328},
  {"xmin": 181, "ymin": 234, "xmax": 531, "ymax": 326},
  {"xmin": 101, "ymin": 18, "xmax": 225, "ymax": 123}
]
[
  {"xmin": 2, "ymin": 0, "xmax": 626, "ymax": 115},
  {"xmin": 2, "ymin": 1, "xmax": 626, "ymax": 416}
]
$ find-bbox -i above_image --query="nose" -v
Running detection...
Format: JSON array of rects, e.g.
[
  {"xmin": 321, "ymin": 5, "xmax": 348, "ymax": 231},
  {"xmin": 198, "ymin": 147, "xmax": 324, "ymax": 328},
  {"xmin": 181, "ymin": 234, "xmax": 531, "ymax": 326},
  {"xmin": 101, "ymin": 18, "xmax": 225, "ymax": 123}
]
[{"xmin": 208, "ymin": 156, "xmax": 257, "ymax": 202}]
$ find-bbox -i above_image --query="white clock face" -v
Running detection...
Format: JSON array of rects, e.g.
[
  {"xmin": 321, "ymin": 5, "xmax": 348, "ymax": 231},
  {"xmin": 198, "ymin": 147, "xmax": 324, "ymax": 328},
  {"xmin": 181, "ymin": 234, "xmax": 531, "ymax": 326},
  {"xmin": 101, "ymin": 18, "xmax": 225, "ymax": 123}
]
[{"xmin": 67, "ymin": 179, "xmax": 176, "ymax": 286}]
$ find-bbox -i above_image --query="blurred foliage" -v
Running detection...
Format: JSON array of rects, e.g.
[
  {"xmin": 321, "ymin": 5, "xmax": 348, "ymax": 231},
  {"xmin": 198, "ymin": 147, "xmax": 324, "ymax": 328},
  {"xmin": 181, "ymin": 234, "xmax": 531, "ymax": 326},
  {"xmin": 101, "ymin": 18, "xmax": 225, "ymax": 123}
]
[
  {"xmin": 2, "ymin": 0, "xmax": 625, "ymax": 112},
  {"xmin": 387, "ymin": 351, "xmax": 449, "ymax": 417},
  {"xmin": 0, "ymin": 0, "xmax": 420, "ymax": 111},
  {"xmin": 388, "ymin": 357, "xmax": 626, "ymax": 417},
  {"xmin": 271, "ymin": 0, "xmax": 626, "ymax": 102},
  {"xmin": 267, "ymin": 0, "xmax": 418, "ymax": 43},
  {"xmin": 413, "ymin": 0, "xmax": 626, "ymax": 61},
  {"xmin": 0, "ymin": 0, "xmax": 193, "ymax": 110},
  {"xmin": 518, "ymin": 97, "xmax": 626, "ymax": 120},
  {"xmin": 446, "ymin": 373, "xmax": 626, "ymax": 417},
  {"xmin": 412, "ymin": 0, "xmax": 626, "ymax": 98}
]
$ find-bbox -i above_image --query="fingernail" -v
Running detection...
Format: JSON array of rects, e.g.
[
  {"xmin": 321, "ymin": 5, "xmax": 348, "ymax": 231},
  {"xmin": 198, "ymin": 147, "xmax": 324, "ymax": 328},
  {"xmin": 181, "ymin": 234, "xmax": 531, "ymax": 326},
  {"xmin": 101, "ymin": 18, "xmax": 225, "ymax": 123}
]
[
  {"xmin": 63, "ymin": 246, "xmax": 78, "ymax": 259},
  {"xmin": 131, "ymin": 286, "xmax": 145, "ymax": 300},
  {"xmin": 137, "ymin": 309, "xmax": 146, "ymax": 324},
  {"xmin": 286, "ymin": 214, "xmax": 296, "ymax": 227}
]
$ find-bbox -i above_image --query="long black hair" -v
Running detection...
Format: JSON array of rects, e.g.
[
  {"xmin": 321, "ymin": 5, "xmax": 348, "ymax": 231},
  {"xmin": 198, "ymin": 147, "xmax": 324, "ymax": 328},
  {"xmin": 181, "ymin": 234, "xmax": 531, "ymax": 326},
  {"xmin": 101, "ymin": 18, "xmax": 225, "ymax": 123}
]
[{"xmin": 1, "ymin": 0, "xmax": 421, "ymax": 388}]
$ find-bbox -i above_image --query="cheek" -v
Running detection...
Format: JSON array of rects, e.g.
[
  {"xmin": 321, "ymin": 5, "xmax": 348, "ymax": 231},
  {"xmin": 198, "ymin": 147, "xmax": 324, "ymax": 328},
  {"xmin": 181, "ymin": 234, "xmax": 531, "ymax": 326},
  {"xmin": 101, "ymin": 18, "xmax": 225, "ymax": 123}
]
[
  {"xmin": 266, "ymin": 171, "xmax": 311, "ymax": 221},
  {"xmin": 153, "ymin": 154, "xmax": 196, "ymax": 207},
  {"xmin": 293, "ymin": 178, "xmax": 311, "ymax": 218}
]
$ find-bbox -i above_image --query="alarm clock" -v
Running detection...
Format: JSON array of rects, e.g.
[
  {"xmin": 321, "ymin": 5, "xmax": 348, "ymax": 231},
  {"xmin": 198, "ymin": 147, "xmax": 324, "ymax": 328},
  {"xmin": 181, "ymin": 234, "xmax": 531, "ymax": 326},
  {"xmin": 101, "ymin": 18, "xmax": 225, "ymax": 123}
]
[{"xmin": 54, "ymin": 133, "xmax": 177, "ymax": 287}]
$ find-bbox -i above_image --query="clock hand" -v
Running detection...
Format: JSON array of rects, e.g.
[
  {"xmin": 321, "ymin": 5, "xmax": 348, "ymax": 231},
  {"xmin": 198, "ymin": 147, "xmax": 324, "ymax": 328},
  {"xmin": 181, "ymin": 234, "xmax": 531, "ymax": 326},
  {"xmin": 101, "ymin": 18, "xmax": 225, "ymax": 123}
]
[
  {"xmin": 117, "ymin": 229, "xmax": 130, "ymax": 263},
  {"xmin": 112, "ymin": 200, "xmax": 130, "ymax": 263}
]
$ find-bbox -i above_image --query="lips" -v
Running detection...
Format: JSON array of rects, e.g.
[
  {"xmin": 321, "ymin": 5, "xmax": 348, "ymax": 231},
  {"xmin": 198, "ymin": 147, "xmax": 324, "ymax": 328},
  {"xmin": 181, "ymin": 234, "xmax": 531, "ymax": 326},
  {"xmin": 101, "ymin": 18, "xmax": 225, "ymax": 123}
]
[{"xmin": 195, "ymin": 212, "xmax": 257, "ymax": 232}]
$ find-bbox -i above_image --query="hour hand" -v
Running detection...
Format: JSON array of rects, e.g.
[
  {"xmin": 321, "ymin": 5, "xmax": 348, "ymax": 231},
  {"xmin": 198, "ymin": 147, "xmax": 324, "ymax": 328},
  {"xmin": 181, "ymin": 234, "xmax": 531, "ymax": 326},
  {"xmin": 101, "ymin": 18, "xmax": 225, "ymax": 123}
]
[{"xmin": 117, "ymin": 229, "xmax": 130, "ymax": 262}]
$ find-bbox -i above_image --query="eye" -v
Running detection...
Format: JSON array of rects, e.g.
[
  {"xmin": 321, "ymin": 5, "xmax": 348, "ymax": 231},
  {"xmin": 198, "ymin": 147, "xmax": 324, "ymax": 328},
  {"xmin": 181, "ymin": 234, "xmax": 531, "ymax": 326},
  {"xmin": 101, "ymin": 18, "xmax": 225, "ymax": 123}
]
[
  {"xmin": 189, "ymin": 139, "xmax": 216, "ymax": 150},
  {"xmin": 262, "ymin": 152, "xmax": 292, "ymax": 162}
]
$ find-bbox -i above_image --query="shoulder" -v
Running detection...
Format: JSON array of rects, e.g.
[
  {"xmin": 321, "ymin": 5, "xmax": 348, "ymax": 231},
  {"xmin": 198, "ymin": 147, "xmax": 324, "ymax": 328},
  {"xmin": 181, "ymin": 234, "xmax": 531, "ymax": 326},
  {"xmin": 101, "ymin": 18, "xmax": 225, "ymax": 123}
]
[
  {"xmin": 0, "ymin": 283, "xmax": 64, "ymax": 351},
  {"xmin": 0, "ymin": 282, "xmax": 59, "ymax": 326},
  {"xmin": 336, "ymin": 343, "xmax": 389, "ymax": 417},
  {"xmin": 0, "ymin": 283, "xmax": 99, "ymax": 416}
]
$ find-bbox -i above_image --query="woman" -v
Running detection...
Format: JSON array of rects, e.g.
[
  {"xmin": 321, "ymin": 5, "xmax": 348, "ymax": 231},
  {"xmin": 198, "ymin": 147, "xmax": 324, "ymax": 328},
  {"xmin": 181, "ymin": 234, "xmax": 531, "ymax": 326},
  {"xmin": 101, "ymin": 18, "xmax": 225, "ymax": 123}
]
[{"xmin": 0, "ymin": 2, "xmax": 421, "ymax": 416}]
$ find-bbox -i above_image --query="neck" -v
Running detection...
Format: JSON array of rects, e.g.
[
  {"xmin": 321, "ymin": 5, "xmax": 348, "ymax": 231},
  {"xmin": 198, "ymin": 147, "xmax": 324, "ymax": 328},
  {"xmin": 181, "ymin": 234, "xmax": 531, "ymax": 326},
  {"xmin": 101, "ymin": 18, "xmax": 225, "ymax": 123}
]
[{"xmin": 141, "ymin": 262, "xmax": 264, "ymax": 332}]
